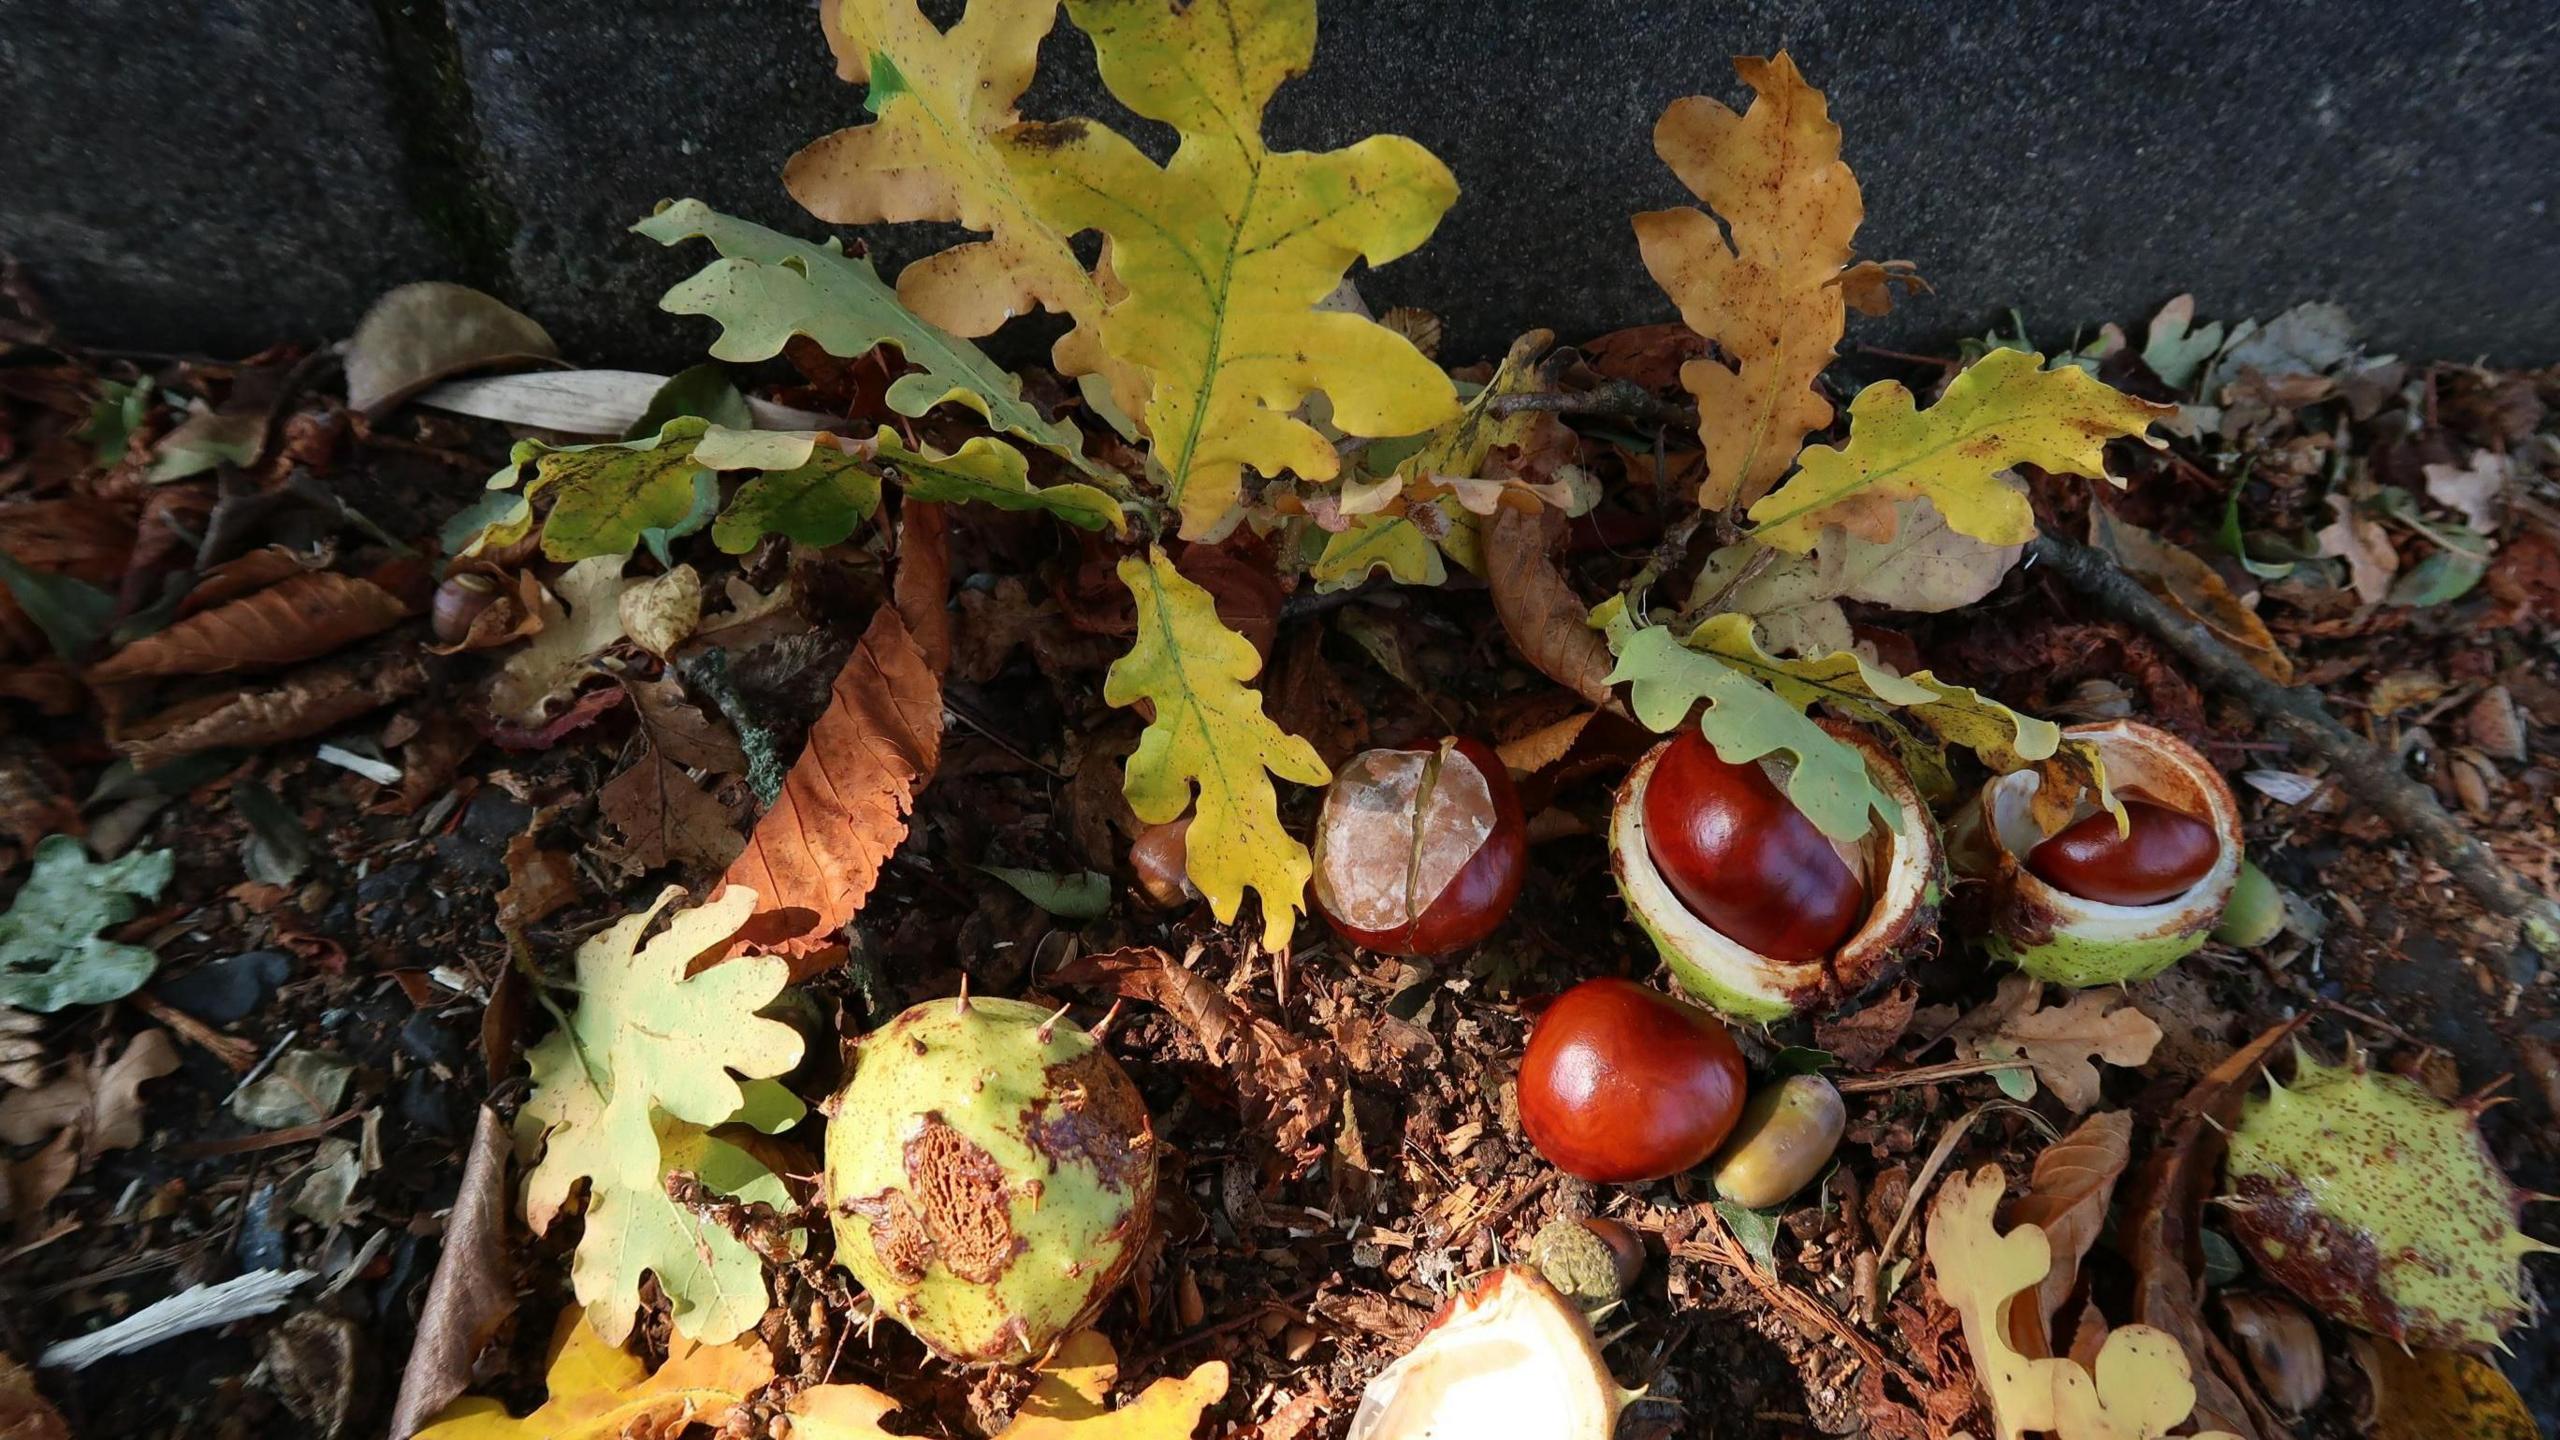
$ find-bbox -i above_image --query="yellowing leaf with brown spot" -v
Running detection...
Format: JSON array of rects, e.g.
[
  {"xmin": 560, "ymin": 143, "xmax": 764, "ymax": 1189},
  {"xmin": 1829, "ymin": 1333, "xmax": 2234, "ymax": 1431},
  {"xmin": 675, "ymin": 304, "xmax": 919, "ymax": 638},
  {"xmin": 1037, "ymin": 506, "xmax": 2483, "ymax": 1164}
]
[
  {"xmin": 1748, "ymin": 348, "xmax": 2172, "ymax": 552},
  {"xmin": 1006, "ymin": 0, "xmax": 1461, "ymax": 537},
  {"xmin": 999, "ymin": 1330, "xmax": 1229, "ymax": 1438},
  {"xmin": 1636, "ymin": 53, "xmax": 1861, "ymax": 510},
  {"xmin": 784, "ymin": 0, "xmax": 1143, "ymax": 416},
  {"xmin": 780, "ymin": 1330, "xmax": 1225, "ymax": 1439},
  {"xmin": 2362, "ymin": 1344, "xmax": 2538, "ymax": 1440},
  {"xmin": 1107, "ymin": 548, "xmax": 1330, "ymax": 951},
  {"xmin": 414, "ymin": 1311, "xmax": 773, "ymax": 1439}
]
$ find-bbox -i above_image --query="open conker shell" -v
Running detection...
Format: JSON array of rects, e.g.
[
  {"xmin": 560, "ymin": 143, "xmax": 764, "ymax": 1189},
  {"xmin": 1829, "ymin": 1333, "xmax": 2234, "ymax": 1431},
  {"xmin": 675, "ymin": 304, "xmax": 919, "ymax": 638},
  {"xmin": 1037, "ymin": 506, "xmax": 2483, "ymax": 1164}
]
[
  {"xmin": 1313, "ymin": 737, "xmax": 1526, "ymax": 958},
  {"xmin": 1947, "ymin": 719, "xmax": 2241, "ymax": 988},
  {"xmin": 1611, "ymin": 721, "xmax": 1940, "ymax": 1024}
]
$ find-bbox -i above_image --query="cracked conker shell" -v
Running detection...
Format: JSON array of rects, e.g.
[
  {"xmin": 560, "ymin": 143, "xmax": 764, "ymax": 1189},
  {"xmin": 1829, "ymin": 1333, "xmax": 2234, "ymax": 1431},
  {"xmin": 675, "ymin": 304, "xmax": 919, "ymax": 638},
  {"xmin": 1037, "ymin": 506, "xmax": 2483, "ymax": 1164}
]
[
  {"xmin": 1640, "ymin": 728, "xmax": 1868, "ymax": 964},
  {"xmin": 1517, "ymin": 978, "xmax": 1747, "ymax": 1184},
  {"xmin": 1612, "ymin": 723, "xmax": 1941, "ymax": 1023},
  {"xmin": 1314, "ymin": 737, "xmax": 1526, "ymax": 958},
  {"xmin": 2026, "ymin": 795, "xmax": 2219, "ymax": 906},
  {"xmin": 823, "ymin": 996, "xmax": 1155, "ymax": 1364}
]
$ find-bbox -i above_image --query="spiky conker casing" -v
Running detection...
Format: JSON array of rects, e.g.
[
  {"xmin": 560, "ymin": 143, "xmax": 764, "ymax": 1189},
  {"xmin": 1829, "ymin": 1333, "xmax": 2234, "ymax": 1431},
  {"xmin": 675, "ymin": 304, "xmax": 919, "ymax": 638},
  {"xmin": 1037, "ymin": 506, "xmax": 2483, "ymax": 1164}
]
[
  {"xmin": 823, "ymin": 996, "xmax": 1156, "ymax": 1365},
  {"xmin": 2222, "ymin": 1048, "xmax": 2553, "ymax": 1351}
]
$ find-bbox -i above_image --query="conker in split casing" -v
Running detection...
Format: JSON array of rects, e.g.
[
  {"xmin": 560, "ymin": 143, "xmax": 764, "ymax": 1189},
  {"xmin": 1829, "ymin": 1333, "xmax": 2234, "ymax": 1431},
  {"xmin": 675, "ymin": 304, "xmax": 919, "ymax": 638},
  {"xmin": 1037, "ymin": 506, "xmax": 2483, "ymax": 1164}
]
[
  {"xmin": 2026, "ymin": 794, "xmax": 2219, "ymax": 906},
  {"xmin": 1517, "ymin": 978, "xmax": 1747, "ymax": 1184},
  {"xmin": 1640, "ymin": 729, "xmax": 1868, "ymax": 963},
  {"xmin": 1313, "ymin": 737, "xmax": 1526, "ymax": 958}
]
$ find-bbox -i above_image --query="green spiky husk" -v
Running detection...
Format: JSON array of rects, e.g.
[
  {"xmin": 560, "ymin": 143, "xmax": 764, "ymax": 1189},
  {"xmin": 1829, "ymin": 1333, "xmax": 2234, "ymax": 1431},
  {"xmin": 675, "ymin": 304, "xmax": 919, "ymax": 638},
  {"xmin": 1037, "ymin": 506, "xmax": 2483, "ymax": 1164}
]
[
  {"xmin": 2222, "ymin": 1049, "xmax": 2550, "ymax": 1351},
  {"xmin": 823, "ymin": 996, "xmax": 1156, "ymax": 1364}
]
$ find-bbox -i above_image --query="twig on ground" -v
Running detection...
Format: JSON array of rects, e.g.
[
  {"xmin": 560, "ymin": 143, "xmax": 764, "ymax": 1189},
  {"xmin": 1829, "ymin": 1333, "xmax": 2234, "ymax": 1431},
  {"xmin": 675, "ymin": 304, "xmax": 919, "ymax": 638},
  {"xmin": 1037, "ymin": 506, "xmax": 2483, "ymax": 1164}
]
[
  {"xmin": 1489, "ymin": 381, "xmax": 1698, "ymax": 431},
  {"xmin": 1678, "ymin": 1207, "xmax": 1930, "ymax": 1394},
  {"xmin": 2027, "ymin": 532, "xmax": 2560, "ymax": 961},
  {"xmin": 1835, "ymin": 1058, "xmax": 2032, "ymax": 1093}
]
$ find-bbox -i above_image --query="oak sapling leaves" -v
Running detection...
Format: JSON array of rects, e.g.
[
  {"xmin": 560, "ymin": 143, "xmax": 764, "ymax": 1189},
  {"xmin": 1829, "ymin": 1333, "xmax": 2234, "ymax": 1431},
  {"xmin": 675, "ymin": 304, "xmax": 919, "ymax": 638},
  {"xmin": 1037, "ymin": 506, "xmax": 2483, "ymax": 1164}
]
[
  {"xmin": 1748, "ymin": 347, "xmax": 2174, "ymax": 552},
  {"xmin": 1108, "ymin": 548, "xmax": 1331, "ymax": 952},
  {"xmin": 634, "ymin": 200, "xmax": 1100, "ymax": 473},
  {"xmin": 786, "ymin": 0, "xmax": 1147, "ymax": 423},
  {"xmin": 1005, "ymin": 0, "xmax": 1462, "ymax": 537},
  {"xmin": 1637, "ymin": 53, "xmax": 1863, "ymax": 511}
]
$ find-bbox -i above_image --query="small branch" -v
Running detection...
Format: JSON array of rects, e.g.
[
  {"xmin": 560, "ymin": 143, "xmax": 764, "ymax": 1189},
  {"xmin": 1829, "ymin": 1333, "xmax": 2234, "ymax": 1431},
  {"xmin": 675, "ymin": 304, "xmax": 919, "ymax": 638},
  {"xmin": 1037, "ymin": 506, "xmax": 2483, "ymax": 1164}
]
[
  {"xmin": 2027, "ymin": 532, "xmax": 2560, "ymax": 959},
  {"xmin": 1489, "ymin": 381, "xmax": 1698, "ymax": 431}
]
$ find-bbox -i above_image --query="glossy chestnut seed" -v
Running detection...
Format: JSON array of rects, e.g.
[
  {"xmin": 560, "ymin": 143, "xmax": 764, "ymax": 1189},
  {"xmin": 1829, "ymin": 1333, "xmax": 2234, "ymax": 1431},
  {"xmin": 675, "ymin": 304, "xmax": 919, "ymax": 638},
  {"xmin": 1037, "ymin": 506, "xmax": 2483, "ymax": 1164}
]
[
  {"xmin": 1315, "ymin": 737, "xmax": 1527, "ymax": 958},
  {"xmin": 1517, "ymin": 978, "xmax": 1748, "ymax": 1184},
  {"xmin": 1641, "ymin": 728, "xmax": 1868, "ymax": 965},
  {"xmin": 2027, "ymin": 796, "xmax": 2220, "ymax": 907},
  {"xmin": 430, "ymin": 572, "xmax": 501, "ymax": 645},
  {"xmin": 1129, "ymin": 817, "xmax": 1197, "ymax": 910}
]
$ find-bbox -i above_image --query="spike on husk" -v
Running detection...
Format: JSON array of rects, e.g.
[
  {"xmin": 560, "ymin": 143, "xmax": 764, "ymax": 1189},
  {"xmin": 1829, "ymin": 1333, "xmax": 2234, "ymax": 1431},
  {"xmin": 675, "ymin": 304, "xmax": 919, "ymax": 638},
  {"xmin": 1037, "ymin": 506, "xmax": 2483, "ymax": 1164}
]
[{"xmin": 2222, "ymin": 1046, "xmax": 2555, "ymax": 1351}]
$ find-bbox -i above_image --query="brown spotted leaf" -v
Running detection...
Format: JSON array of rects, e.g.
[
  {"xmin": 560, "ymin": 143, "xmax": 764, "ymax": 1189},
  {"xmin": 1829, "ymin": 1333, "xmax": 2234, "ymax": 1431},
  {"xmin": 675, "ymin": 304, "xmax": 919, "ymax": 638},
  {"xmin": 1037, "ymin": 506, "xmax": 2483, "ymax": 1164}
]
[
  {"xmin": 1484, "ymin": 507, "xmax": 1615, "ymax": 709},
  {"xmin": 717, "ymin": 607, "xmax": 940, "ymax": 973},
  {"xmin": 91, "ymin": 571, "xmax": 410, "ymax": 680},
  {"xmin": 2005, "ymin": 1109, "xmax": 2134, "ymax": 1360}
]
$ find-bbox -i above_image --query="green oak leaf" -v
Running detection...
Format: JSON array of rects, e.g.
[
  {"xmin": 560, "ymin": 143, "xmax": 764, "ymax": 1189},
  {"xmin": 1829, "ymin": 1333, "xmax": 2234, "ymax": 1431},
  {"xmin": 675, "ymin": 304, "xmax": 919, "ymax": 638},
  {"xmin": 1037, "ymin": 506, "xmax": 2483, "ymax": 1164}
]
[
  {"xmin": 0, "ymin": 836, "xmax": 176, "ymax": 1012},
  {"xmin": 634, "ymin": 199, "xmax": 1101, "ymax": 475}
]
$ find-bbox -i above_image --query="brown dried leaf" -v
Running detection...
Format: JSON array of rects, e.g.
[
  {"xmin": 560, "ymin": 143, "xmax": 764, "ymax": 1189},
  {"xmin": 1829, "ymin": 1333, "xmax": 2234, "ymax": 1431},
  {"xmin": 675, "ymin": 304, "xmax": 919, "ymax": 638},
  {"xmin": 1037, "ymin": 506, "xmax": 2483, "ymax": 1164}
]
[
  {"xmin": 2122, "ymin": 1017, "xmax": 2310, "ymax": 1440},
  {"xmin": 1814, "ymin": 980, "xmax": 1917, "ymax": 1071},
  {"xmin": 0, "ymin": 1029, "xmax": 179, "ymax": 1163},
  {"xmin": 2088, "ymin": 508, "xmax": 2293, "ymax": 684},
  {"xmin": 120, "ymin": 649, "xmax": 429, "ymax": 769},
  {"xmin": 718, "ymin": 606, "xmax": 940, "ymax": 973},
  {"xmin": 497, "ymin": 831, "xmax": 578, "ymax": 930},
  {"xmin": 0, "ymin": 500, "xmax": 131, "ymax": 658},
  {"xmin": 90, "ymin": 570, "xmax": 409, "ymax": 680},
  {"xmin": 1264, "ymin": 628, "xmax": 1368, "ymax": 770},
  {"xmin": 0, "ymin": 1353, "xmax": 70, "ymax": 1440},
  {"xmin": 597, "ymin": 746, "xmax": 744, "ymax": 879},
  {"xmin": 385, "ymin": 1105, "xmax": 515, "ymax": 1440},
  {"xmin": 1054, "ymin": 945, "xmax": 1341, "ymax": 1174},
  {"xmin": 1934, "ymin": 974, "xmax": 2161, "ymax": 1111},
  {"xmin": 2315, "ymin": 493, "xmax": 2398, "ymax": 606},
  {"xmin": 626, "ymin": 677, "xmax": 744, "ymax": 774},
  {"xmin": 2005, "ymin": 1110, "xmax": 2134, "ymax": 1360},
  {"xmin": 893, "ymin": 500, "xmax": 953, "ymax": 677},
  {"xmin": 1634, "ymin": 53, "xmax": 1860, "ymax": 509},
  {"xmin": 1484, "ymin": 507, "xmax": 1614, "ymax": 709}
]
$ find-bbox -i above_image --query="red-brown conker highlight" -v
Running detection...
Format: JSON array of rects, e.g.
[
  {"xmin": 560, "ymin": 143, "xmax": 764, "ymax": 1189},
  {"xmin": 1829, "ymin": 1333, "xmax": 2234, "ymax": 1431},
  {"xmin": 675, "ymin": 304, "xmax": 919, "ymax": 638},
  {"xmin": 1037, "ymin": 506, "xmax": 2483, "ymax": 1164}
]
[
  {"xmin": 1517, "ymin": 977, "xmax": 1748, "ymax": 1184},
  {"xmin": 1640, "ymin": 728, "xmax": 1868, "ymax": 964},
  {"xmin": 1314, "ymin": 737, "xmax": 1526, "ymax": 958},
  {"xmin": 2026, "ymin": 795, "xmax": 2219, "ymax": 907}
]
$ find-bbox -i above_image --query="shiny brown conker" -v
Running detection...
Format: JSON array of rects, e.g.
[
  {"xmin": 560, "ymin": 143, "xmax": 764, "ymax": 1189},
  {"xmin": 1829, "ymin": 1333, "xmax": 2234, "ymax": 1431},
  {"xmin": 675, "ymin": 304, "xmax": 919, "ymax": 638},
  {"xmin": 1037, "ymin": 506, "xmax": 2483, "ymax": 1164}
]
[
  {"xmin": 1517, "ymin": 978, "xmax": 1748, "ymax": 1184},
  {"xmin": 2026, "ymin": 795, "xmax": 2219, "ymax": 906},
  {"xmin": 1640, "ymin": 728, "xmax": 1868, "ymax": 964}
]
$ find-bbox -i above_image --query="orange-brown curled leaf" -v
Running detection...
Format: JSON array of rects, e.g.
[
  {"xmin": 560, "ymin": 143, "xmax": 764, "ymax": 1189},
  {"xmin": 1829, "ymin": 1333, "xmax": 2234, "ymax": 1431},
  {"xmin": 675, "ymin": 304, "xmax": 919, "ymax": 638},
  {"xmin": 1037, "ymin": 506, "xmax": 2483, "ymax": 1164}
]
[
  {"xmin": 1484, "ymin": 507, "xmax": 1616, "ymax": 710},
  {"xmin": 1634, "ymin": 53, "xmax": 1861, "ymax": 511},
  {"xmin": 718, "ymin": 606, "xmax": 941, "ymax": 973},
  {"xmin": 89, "ymin": 570, "xmax": 410, "ymax": 679}
]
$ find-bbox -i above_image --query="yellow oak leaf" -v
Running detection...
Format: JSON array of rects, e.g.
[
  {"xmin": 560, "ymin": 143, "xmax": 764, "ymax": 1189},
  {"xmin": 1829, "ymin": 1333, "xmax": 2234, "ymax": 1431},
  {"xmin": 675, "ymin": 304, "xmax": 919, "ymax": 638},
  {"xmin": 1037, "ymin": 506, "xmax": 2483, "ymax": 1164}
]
[
  {"xmin": 997, "ymin": 1330, "xmax": 1229, "ymax": 1438},
  {"xmin": 1926, "ymin": 1165, "xmax": 2241, "ymax": 1440},
  {"xmin": 415, "ymin": 1311, "xmax": 773, "ymax": 1439},
  {"xmin": 1636, "ymin": 53, "xmax": 1862, "ymax": 510},
  {"xmin": 775, "ymin": 1332, "xmax": 1224, "ymax": 1438},
  {"xmin": 784, "ymin": 0, "xmax": 1143, "ymax": 418},
  {"xmin": 1106, "ymin": 548, "xmax": 1330, "ymax": 950},
  {"xmin": 1748, "ymin": 347, "xmax": 2173, "ymax": 552},
  {"xmin": 1006, "ymin": 0, "xmax": 1461, "ymax": 538}
]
